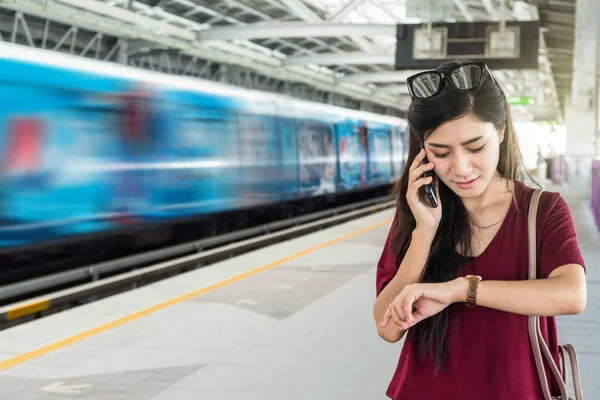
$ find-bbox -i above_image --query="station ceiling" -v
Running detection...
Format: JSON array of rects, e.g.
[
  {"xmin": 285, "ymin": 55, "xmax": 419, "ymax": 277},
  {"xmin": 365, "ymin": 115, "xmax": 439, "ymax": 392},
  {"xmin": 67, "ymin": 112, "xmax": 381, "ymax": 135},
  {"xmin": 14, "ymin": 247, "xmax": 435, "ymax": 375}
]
[{"xmin": 0, "ymin": 0, "xmax": 576, "ymax": 123}]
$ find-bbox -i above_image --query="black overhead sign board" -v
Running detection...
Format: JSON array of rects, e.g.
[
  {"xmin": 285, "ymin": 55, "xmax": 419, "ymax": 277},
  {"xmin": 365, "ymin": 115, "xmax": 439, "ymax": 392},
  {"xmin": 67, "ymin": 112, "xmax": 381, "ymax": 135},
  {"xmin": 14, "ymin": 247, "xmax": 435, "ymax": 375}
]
[{"xmin": 395, "ymin": 20, "xmax": 540, "ymax": 70}]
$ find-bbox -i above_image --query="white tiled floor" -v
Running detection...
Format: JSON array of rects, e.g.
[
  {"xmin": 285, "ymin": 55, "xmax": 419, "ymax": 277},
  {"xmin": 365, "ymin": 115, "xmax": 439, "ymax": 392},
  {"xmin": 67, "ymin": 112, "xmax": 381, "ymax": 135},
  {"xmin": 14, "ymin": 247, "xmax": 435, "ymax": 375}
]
[
  {"xmin": 0, "ymin": 209, "xmax": 400, "ymax": 400},
  {"xmin": 0, "ymin": 185, "xmax": 598, "ymax": 400}
]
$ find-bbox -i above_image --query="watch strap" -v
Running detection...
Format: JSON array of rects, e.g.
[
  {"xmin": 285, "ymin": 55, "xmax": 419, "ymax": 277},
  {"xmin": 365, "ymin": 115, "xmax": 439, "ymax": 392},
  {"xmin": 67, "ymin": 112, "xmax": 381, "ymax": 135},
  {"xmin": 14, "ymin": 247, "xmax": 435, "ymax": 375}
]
[{"xmin": 465, "ymin": 275, "xmax": 481, "ymax": 307}]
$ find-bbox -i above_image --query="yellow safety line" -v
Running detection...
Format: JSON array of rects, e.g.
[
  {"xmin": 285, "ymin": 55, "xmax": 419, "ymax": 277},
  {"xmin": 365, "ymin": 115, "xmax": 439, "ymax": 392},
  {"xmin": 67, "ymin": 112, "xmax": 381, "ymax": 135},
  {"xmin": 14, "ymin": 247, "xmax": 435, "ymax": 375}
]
[
  {"xmin": 0, "ymin": 217, "xmax": 391, "ymax": 371},
  {"xmin": 6, "ymin": 300, "xmax": 49, "ymax": 321}
]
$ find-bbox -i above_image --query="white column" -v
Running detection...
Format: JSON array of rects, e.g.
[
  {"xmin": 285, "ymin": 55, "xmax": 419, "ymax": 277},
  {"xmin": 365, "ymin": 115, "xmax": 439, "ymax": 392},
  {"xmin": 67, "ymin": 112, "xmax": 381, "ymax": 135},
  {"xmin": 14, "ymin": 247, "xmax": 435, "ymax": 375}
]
[{"xmin": 564, "ymin": 0, "xmax": 600, "ymax": 195}]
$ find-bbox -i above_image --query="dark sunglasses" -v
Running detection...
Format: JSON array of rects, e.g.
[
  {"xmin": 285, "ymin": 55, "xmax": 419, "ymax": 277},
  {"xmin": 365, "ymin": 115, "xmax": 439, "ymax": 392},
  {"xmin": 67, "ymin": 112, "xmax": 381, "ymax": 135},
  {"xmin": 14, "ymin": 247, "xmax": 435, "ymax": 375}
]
[{"xmin": 406, "ymin": 62, "xmax": 497, "ymax": 100}]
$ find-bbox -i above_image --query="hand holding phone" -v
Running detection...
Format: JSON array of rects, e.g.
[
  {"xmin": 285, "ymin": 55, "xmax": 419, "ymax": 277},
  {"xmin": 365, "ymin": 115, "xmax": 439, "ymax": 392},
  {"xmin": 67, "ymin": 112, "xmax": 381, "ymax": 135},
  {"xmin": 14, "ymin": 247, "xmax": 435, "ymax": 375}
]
[
  {"xmin": 420, "ymin": 143, "xmax": 438, "ymax": 208},
  {"xmin": 407, "ymin": 144, "xmax": 442, "ymax": 234}
]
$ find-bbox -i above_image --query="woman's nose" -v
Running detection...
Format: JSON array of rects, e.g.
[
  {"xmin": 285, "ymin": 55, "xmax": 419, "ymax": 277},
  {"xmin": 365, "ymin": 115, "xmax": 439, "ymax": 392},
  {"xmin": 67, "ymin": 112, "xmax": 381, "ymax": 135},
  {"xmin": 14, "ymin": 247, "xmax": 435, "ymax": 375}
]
[{"xmin": 451, "ymin": 155, "xmax": 473, "ymax": 177}]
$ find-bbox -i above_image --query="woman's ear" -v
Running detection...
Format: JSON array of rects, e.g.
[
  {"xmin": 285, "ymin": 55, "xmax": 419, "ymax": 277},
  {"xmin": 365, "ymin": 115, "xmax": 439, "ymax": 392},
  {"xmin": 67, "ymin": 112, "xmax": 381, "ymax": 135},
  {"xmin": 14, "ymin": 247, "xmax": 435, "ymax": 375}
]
[{"xmin": 498, "ymin": 125, "xmax": 506, "ymax": 144}]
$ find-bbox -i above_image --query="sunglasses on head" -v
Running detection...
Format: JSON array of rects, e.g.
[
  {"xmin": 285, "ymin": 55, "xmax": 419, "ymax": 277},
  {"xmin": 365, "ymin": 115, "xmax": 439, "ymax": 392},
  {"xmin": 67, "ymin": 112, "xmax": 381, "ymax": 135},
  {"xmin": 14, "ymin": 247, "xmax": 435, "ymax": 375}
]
[{"xmin": 406, "ymin": 62, "xmax": 497, "ymax": 100}]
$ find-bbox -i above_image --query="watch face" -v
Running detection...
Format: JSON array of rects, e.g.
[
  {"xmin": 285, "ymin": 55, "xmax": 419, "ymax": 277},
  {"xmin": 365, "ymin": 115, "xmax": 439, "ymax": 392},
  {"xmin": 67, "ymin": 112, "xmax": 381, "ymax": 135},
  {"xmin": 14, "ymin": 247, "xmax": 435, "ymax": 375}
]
[{"xmin": 466, "ymin": 275, "xmax": 482, "ymax": 281}]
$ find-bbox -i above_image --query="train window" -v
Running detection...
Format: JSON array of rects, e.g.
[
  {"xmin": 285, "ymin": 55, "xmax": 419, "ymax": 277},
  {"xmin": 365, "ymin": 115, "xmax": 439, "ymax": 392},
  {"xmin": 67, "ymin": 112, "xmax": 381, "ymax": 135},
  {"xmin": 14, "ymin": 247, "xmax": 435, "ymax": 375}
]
[
  {"xmin": 278, "ymin": 118, "xmax": 298, "ymax": 198},
  {"xmin": 2, "ymin": 118, "xmax": 44, "ymax": 176},
  {"xmin": 150, "ymin": 105, "xmax": 240, "ymax": 212},
  {"xmin": 338, "ymin": 123, "xmax": 368, "ymax": 189},
  {"xmin": 238, "ymin": 114, "xmax": 271, "ymax": 163},
  {"xmin": 237, "ymin": 114, "xmax": 281, "ymax": 200},
  {"xmin": 174, "ymin": 108, "xmax": 239, "ymax": 167},
  {"xmin": 368, "ymin": 128, "xmax": 393, "ymax": 182},
  {"xmin": 296, "ymin": 120, "xmax": 336, "ymax": 196},
  {"xmin": 391, "ymin": 126, "xmax": 406, "ymax": 178}
]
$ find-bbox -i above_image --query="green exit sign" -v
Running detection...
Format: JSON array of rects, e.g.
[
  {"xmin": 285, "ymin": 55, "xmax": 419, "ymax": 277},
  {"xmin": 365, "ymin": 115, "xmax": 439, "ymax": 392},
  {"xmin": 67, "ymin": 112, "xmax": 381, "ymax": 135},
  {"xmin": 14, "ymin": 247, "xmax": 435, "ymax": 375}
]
[{"xmin": 508, "ymin": 96, "xmax": 536, "ymax": 106}]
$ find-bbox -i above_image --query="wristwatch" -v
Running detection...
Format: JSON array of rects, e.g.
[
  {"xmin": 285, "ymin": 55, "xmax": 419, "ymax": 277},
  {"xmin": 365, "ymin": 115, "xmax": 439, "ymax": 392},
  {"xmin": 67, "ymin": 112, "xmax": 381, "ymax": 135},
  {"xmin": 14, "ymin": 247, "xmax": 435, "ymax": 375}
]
[{"xmin": 465, "ymin": 275, "xmax": 482, "ymax": 307}]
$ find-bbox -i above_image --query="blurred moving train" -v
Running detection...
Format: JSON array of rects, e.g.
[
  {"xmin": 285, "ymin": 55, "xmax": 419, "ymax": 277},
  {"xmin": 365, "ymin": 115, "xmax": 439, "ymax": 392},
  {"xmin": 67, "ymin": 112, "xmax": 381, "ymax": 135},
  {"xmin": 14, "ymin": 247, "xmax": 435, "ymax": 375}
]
[{"xmin": 0, "ymin": 41, "xmax": 408, "ymax": 263}]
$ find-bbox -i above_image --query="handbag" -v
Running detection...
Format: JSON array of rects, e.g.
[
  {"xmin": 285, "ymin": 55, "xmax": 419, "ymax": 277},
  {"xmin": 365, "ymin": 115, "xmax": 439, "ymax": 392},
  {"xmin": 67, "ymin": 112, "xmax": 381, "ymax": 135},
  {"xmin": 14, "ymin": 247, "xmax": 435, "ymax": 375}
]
[{"xmin": 527, "ymin": 189, "xmax": 584, "ymax": 400}]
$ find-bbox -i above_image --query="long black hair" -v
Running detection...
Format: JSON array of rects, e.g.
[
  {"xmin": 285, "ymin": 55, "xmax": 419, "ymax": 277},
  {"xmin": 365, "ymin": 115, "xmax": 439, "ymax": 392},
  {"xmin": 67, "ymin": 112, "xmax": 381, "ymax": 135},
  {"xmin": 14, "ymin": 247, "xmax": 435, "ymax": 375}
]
[{"xmin": 391, "ymin": 60, "xmax": 528, "ymax": 371}]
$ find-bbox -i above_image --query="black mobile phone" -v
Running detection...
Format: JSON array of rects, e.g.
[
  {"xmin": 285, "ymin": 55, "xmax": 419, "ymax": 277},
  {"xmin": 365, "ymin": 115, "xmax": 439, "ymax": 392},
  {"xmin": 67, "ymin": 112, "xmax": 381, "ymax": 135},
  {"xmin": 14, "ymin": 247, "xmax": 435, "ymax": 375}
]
[{"xmin": 421, "ymin": 143, "xmax": 438, "ymax": 208}]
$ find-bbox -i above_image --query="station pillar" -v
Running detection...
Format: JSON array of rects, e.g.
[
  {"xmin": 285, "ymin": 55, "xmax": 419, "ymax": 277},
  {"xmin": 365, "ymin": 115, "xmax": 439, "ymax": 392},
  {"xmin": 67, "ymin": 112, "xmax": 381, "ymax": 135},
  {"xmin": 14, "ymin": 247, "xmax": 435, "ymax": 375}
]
[{"xmin": 564, "ymin": 0, "xmax": 600, "ymax": 194}]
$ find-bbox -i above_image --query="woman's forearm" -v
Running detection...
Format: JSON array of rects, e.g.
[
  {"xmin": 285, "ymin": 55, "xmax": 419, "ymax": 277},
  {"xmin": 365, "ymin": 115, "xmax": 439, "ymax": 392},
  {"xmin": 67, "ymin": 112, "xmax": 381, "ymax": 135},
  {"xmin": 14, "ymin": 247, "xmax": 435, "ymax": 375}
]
[
  {"xmin": 453, "ymin": 265, "xmax": 587, "ymax": 316},
  {"xmin": 374, "ymin": 228, "xmax": 436, "ymax": 342}
]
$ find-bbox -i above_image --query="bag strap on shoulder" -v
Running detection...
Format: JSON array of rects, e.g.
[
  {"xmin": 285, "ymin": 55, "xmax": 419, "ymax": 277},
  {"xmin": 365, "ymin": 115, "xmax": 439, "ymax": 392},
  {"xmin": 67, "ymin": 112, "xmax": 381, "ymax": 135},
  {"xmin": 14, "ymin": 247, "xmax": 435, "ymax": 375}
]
[{"xmin": 527, "ymin": 188, "xmax": 583, "ymax": 400}]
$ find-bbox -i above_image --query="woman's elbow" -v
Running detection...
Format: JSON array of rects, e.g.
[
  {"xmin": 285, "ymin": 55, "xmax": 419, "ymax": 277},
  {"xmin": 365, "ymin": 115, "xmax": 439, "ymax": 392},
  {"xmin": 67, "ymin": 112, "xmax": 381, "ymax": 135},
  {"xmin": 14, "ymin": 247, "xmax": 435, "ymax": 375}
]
[
  {"xmin": 376, "ymin": 325, "xmax": 405, "ymax": 343},
  {"xmin": 552, "ymin": 267, "xmax": 587, "ymax": 315},
  {"xmin": 564, "ymin": 285, "xmax": 587, "ymax": 315},
  {"xmin": 570, "ymin": 290, "xmax": 587, "ymax": 315}
]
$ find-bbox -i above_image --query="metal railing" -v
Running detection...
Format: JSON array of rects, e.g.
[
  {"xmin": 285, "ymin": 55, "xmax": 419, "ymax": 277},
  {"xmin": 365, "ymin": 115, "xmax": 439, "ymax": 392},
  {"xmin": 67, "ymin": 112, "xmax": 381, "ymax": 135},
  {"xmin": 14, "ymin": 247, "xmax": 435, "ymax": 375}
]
[{"xmin": 0, "ymin": 197, "xmax": 395, "ymax": 326}]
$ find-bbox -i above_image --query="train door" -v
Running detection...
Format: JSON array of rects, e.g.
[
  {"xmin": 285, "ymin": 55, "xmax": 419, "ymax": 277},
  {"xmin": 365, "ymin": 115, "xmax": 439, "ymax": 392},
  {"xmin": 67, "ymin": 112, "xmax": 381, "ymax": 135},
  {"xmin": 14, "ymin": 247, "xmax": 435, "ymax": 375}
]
[
  {"xmin": 367, "ymin": 126, "xmax": 393, "ymax": 185},
  {"xmin": 0, "ymin": 84, "xmax": 121, "ymax": 245},
  {"xmin": 112, "ymin": 91, "xmax": 156, "ymax": 222},
  {"xmin": 237, "ymin": 113, "xmax": 281, "ymax": 205},
  {"xmin": 0, "ymin": 114, "xmax": 47, "ymax": 238},
  {"xmin": 338, "ymin": 122, "xmax": 369, "ymax": 190},
  {"xmin": 277, "ymin": 116, "xmax": 299, "ymax": 201},
  {"xmin": 49, "ymin": 94, "xmax": 125, "ymax": 233},
  {"xmin": 161, "ymin": 103, "xmax": 239, "ymax": 216},
  {"xmin": 0, "ymin": 82, "xmax": 53, "ymax": 246},
  {"xmin": 390, "ymin": 125, "xmax": 406, "ymax": 179},
  {"xmin": 296, "ymin": 119, "xmax": 337, "ymax": 197}
]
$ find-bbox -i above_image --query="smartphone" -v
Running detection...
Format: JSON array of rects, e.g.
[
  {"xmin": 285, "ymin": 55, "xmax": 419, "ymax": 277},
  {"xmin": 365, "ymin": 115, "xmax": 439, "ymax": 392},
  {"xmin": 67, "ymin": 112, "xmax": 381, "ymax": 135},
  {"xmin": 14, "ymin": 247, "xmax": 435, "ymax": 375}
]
[{"xmin": 420, "ymin": 142, "xmax": 438, "ymax": 208}]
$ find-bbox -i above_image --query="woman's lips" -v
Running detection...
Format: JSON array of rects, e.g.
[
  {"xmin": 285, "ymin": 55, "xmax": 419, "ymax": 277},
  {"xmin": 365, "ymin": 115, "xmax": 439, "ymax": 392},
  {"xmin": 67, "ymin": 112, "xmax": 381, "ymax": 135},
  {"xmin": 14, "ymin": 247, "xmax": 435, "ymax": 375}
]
[{"xmin": 455, "ymin": 177, "xmax": 479, "ymax": 190}]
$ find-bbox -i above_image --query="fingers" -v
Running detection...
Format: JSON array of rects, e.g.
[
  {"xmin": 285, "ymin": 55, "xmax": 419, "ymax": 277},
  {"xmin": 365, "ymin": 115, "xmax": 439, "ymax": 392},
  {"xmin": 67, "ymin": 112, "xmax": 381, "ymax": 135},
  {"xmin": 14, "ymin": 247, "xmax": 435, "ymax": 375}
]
[
  {"xmin": 381, "ymin": 299, "xmax": 404, "ymax": 329},
  {"xmin": 399, "ymin": 310, "xmax": 427, "ymax": 330},
  {"xmin": 410, "ymin": 176, "xmax": 433, "ymax": 191},
  {"xmin": 403, "ymin": 297, "xmax": 415, "ymax": 325},
  {"xmin": 381, "ymin": 305, "xmax": 407, "ymax": 329},
  {"xmin": 391, "ymin": 305, "xmax": 403, "ymax": 327},
  {"xmin": 397, "ymin": 310, "xmax": 423, "ymax": 331},
  {"xmin": 409, "ymin": 152, "xmax": 435, "ymax": 179},
  {"xmin": 381, "ymin": 289, "xmax": 417, "ymax": 330},
  {"xmin": 411, "ymin": 165, "xmax": 435, "ymax": 183},
  {"xmin": 380, "ymin": 309, "xmax": 391, "ymax": 328},
  {"xmin": 408, "ymin": 151, "xmax": 435, "ymax": 191},
  {"xmin": 380, "ymin": 305, "xmax": 403, "ymax": 328},
  {"xmin": 411, "ymin": 310, "xmax": 427, "ymax": 326},
  {"xmin": 409, "ymin": 148, "xmax": 428, "ymax": 172},
  {"xmin": 380, "ymin": 285, "xmax": 435, "ymax": 331}
]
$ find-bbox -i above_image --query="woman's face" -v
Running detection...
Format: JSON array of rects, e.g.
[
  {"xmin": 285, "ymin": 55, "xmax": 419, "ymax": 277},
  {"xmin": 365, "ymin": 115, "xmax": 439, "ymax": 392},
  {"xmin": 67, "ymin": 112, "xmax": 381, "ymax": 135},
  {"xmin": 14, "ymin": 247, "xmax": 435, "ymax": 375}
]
[{"xmin": 424, "ymin": 113, "xmax": 504, "ymax": 199}]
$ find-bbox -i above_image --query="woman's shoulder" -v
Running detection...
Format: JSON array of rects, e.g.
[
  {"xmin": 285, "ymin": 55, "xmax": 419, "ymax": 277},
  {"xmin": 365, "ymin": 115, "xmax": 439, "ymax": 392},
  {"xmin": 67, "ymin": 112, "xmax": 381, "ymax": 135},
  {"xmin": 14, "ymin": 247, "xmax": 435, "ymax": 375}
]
[{"xmin": 512, "ymin": 180, "xmax": 568, "ymax": 221}]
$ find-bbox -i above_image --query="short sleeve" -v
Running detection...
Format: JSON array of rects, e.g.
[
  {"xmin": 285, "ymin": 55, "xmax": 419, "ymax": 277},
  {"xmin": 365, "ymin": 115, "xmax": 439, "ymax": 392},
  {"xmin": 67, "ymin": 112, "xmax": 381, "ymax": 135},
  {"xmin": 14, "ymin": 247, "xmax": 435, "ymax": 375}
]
[
  {"xmin": 538, "ymin": 193, "xmax": 586, "ymax": 278},
  {"xmin": 376, "ymin": 214, "xmax": 400, "ymax": 296}
]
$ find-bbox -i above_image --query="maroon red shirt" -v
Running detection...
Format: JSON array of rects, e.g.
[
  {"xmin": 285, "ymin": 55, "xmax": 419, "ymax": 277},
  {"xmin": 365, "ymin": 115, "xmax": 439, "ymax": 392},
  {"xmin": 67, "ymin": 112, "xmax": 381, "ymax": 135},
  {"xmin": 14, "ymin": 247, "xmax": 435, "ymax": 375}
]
[{"xmin": 376, "ymin": 180, "xmax": 586, "ymax": 400}]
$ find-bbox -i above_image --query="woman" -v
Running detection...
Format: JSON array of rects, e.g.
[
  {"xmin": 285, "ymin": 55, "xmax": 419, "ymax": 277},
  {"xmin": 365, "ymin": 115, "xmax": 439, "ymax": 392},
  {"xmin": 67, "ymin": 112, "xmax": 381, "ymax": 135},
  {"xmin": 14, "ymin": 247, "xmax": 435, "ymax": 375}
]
[{"xmin": 373, "ymin": 60, "xmax": 587, "ymax": 400}]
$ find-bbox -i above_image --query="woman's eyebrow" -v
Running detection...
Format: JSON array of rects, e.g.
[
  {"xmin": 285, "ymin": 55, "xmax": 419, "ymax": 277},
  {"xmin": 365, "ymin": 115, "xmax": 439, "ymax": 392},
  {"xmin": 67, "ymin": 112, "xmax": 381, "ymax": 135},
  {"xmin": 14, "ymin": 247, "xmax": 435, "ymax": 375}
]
[{"xmin": 428, "ymin": 135, "xmax": 485, "ymax": 148}]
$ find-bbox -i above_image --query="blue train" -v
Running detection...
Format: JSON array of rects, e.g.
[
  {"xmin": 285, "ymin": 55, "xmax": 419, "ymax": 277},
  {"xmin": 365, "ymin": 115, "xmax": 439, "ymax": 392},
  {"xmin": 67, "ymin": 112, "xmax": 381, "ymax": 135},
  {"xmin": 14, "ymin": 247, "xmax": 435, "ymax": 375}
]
[{"xmin": 0, "ymin": 42, "xmax": 408, "ymax": 253}]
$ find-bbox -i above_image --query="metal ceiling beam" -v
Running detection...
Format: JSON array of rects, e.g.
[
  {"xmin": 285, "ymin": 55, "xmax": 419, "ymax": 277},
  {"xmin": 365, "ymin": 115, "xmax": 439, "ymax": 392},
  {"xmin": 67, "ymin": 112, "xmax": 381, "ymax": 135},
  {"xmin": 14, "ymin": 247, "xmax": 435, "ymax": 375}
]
[
  {"xmin": 346, "ymin": 35, "xmax": 377, "ymax": 53},
  {"xmin": 161, "ymin": 0, "xmax": 238, "ymax": 26},
  {"xmin": 330, "ymin": 0, "xmax": 369, "ymax": 22},
  {"xmin": 197, "ymin": 22, "xmax": 396, "ymax": 42},
  {"xmin": 481, "ymin": 0, "xmax": 494, "ymax": 16},
  {"xmin": 340, "ymin": 71, "xmax": 418, "ymax": 84},
  {"xmin": 162, "ymin": 0, "xmax": 347, "ymax": 69},
  {"xmin": 52, "ymin": 0, "xmax": 198, "ymax": 39},
  {"xmin": 220, "ymin": 0, "xmax": 273, "ymax": 21},
  {"xmin": 0, "ymin": 0, "xmax": 405, "ymax": 110},
  {"xmin": 284, "ymin": 51, "xmax": 393, "ymax": 66},
  {"xmin": 454, "ymin": 0, "xmax": 474, "ymax": 21},
  {"xmin": 278, "ymin": 0, "xmax": 322, "ymax": 23},
  {"xmin": 105, "ymin": 0, "xmax": 353, "ymax": 75},
  {"xmin": 275, "ymin": 0, "xmax": 377, "ymax": 53},
  {"xmin": 183, "ymin": 0, "xmax": 367, "ymax": 74}
]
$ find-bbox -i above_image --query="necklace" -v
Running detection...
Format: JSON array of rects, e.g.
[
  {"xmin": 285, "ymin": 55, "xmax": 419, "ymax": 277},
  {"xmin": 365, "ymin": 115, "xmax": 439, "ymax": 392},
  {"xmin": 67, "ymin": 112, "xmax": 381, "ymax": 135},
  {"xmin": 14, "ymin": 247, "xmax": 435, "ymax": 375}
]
[{"xmin": 472, "ymin": 216, "xmax": 505, "ymax": 230}]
